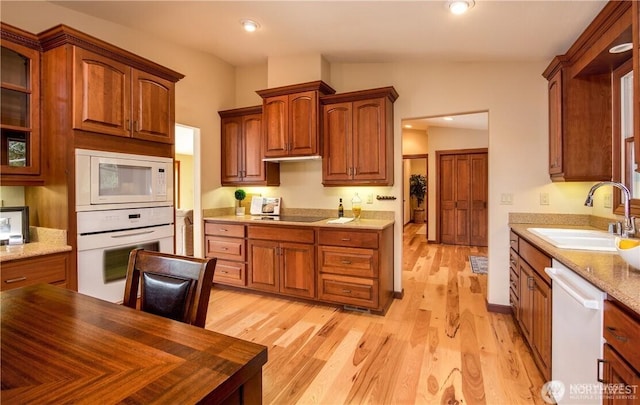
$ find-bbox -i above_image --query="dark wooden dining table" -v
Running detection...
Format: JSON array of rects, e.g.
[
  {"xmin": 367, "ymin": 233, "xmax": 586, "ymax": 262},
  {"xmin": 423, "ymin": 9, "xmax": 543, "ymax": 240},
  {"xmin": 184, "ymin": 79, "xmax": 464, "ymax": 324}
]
[{"xmin": 1, "ymin": 284, "xmax": 268, "ymax": 404}]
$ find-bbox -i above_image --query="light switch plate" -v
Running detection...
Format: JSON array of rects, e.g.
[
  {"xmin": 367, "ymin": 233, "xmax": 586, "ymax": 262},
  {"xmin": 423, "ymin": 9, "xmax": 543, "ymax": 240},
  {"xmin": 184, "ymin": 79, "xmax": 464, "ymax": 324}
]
[
  {"xmin": 604, "ymin": 193, "xmax": 612, "ymax": 208},
  {"xmin": 500, "ymin": 193, "xmax": 513, "ymax": 205},
  {"xmin": 540, "ymin": 193, "xmax": 549, "ymax": 205}
]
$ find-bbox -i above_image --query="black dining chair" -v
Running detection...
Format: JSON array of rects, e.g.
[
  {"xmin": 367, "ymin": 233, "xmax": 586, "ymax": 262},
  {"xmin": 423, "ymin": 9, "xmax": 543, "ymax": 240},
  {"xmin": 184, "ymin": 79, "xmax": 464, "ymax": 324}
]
[{"xmin": 123, "ymin": 248, "xmax": 216, "ymax": 328}]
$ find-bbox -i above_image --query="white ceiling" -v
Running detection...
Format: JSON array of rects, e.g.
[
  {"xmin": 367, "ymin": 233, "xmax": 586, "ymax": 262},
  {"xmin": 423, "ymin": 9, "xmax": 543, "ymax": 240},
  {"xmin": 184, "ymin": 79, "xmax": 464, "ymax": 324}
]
[
  {"xmin": 404, "ymin": 112, "xmax": 488, "ymax": 131},
  {"xmin": 50, "ymin": 0, "xmax": 607, "ymax": 67}
]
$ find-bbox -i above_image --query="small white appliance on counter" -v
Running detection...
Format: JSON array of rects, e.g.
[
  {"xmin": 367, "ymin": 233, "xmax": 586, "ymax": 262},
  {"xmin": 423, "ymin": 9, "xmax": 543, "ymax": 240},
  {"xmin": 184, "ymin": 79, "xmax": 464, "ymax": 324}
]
[{"xmin": 545, "ymin": 260, "xmax": 606, "ymax": 405}]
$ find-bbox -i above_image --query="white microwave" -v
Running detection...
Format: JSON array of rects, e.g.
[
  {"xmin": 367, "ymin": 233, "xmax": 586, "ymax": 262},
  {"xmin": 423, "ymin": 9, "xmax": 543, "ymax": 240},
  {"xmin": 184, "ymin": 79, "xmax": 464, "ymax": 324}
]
[{"xmin": 75, "ymin": 149, "xmax": 173, "ymax": 210}]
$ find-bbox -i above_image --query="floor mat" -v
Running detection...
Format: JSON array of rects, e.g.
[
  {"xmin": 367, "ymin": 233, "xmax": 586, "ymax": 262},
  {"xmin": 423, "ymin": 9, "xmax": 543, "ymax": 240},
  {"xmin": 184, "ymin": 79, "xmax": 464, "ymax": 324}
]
[{"xmin": 469, "ymin": 256, "xmax": 488, "ymax": 274}]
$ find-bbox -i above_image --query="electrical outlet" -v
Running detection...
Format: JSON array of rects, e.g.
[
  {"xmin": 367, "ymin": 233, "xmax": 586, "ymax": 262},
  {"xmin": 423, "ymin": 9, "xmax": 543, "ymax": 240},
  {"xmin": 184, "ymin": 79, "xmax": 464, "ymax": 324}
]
[
  {"xmin": 604, "ymin": 193, "xmax": 612, "ymax": 208},
  {"xmin": 500, "ymin": 193, "xmax": 513, "ymax": 205},
  {"xmin": 540, "ymin": 192, "xmax": 549, "ymax": 205},
  {"xmin": 367, "ymin": 193, "xmax": 373, "ymax": 204}
]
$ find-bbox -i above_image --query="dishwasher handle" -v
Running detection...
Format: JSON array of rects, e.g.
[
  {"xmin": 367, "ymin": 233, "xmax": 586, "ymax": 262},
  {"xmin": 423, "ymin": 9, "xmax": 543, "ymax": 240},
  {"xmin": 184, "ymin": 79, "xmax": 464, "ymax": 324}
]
[{"xmin": 544, "ymin": 267, "xmax": 602, "ymax": 310}]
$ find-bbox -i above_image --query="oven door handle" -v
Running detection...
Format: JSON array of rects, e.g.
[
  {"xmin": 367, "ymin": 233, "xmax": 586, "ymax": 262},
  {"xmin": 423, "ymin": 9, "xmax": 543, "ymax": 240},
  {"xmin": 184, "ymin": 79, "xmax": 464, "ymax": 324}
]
[{"xmin": 110, "ymin": 230, "xmax": 156, "ymax": 239}]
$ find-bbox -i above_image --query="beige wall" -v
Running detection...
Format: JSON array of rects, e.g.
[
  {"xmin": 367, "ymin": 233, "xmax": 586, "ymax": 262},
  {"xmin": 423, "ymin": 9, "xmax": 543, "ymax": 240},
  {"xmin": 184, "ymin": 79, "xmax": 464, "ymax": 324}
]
[{"xmin": 175, "ymin": 154, "xmax": 194, "ymax": 210}]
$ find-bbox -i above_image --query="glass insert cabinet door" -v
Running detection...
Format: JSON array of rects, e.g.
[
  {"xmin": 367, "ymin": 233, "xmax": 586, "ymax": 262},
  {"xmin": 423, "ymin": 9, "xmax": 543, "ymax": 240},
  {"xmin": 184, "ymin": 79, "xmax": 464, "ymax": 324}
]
[{"xmin": 0, "ymin": 32, "xmax": 41, "ymax": 178}]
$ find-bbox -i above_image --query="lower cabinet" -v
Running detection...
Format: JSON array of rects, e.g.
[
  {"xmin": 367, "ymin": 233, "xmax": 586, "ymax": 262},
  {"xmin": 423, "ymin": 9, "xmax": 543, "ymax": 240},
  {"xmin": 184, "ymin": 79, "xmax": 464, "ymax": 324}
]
[
  {"xmin": 1, "ymin": 251, "xmax": 70, "ymax": 291},
  {"xmin": 317, "ymin": 227, "xmax": 393, "ymax": 312},
  {"xmin": 601, "ymin": 299, "xmax": 640, "ymax": 404},
  {"xmin": 204, "ymin": 222, "xmax": 246, "ymax": 286},
  {"xmin": 204, "ymin": 219, "xmax": 395, "ymax": 313},
  {"xmin": 509, "ymin": 229, "xmax": 552, "ymax": 381},
  {"xmin": 247, "ymin": 226, "xmax": 315, "ymax": 299}
]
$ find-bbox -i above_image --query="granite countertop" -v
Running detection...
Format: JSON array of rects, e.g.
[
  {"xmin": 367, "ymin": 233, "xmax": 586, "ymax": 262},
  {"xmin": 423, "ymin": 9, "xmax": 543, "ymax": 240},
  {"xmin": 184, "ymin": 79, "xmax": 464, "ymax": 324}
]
[
  {"xmin": 510, "ymin": 223, "xmax": 640, "ymax": 314},
  {"xmin": 204, "ymin": 214, "xmax": 394, "ymax": 231},
  {"xmin": 0, "ymin": 227, "xmax": 71, "ymax": 263}
]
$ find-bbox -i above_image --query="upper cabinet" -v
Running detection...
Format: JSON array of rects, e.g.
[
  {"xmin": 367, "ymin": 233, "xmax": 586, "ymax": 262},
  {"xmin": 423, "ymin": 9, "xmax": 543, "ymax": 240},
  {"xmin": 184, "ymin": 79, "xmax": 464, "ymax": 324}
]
[
  {"xmin": 634, "ymin": 1, "xmax": 640, "ymax": 170},
  {"xmin": 257, "ymin": 81, "xmax": 335, "ymax": 159},
  {"xmin": 38, "ymin": 24, "xmax": 183, "ymax": 153},
  {"xmin": 72, "ymin": 48, "xmax": 175, "ymax": 144},
  {"xmin": 543, "ymin": 1, "xmax": 632, "ymax": 181},
  {"xmin": 1, "ymin": 23, "xmax": 43, "ymax": 185},
  {"xmin": 219, "ymin": 106, "xmax": 280, "ymax": 186},
  {"xmin": 320, "ymin": 87, "xmax": 398, "ymax": 186}
]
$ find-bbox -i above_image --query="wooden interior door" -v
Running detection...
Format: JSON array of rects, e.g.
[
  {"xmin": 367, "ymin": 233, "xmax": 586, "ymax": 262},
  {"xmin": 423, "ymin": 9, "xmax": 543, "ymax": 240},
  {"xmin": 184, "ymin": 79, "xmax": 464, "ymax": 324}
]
[{"xmin": 438, "ymin": 149, "xmax": 488, "ymax": 246}]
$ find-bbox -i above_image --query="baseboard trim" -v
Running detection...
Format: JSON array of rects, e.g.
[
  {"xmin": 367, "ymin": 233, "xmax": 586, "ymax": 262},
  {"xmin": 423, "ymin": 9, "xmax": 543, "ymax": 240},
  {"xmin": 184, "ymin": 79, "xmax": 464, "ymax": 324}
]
[
  {"xmin": 486, "ymin": 299, "xmax": 512, "ymax": 314},
  {"xmin": 393, "ymin": 288, "xmax": 405, "ymax": 299}
]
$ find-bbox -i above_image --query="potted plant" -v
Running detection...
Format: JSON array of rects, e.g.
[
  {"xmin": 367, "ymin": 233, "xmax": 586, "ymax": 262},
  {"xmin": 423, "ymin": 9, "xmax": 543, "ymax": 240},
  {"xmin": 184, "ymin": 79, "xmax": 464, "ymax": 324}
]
[
  {"xmin": 234, "ymin": 189, "xmax": 247, "ymax": 216},
  {"xmin": 409, "ymin": 174, "xmax": 426, "ymax": 223}
]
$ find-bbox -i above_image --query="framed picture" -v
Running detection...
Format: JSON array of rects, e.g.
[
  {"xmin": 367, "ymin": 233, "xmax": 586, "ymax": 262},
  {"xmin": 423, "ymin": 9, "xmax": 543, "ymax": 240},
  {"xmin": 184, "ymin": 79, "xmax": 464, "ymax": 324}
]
[{"xmin": 0, "ymin": 206, "xmax": 29, "ymax": 243}]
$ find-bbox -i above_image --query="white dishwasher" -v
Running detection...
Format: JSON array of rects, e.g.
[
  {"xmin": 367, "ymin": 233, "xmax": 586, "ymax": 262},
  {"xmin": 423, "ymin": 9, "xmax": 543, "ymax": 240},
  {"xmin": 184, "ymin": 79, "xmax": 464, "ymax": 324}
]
[{"xmin": 545, "ymin": 260, "xmax": 606, "ymax": 405}]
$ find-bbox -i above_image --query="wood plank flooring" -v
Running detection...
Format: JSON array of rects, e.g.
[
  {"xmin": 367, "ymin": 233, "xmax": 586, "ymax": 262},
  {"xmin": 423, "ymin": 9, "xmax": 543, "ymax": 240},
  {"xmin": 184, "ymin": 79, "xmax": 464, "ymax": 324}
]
[{"xmin": 205, "ymin": 223, "xmax": 546, "ymax": 404}]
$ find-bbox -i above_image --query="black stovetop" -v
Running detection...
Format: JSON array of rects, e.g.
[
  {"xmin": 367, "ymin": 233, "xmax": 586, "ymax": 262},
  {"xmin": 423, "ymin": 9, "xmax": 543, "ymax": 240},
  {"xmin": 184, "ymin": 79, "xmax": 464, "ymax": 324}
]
[{"xmin": 253, "ymin": 216, "xmax": 327, "ymax": 223}]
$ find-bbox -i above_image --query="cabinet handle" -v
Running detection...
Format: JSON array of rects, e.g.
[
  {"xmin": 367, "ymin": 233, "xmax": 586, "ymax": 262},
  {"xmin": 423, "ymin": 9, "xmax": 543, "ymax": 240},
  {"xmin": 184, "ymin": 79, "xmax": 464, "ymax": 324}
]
[
  {"xmin": 220, "ymin": 270, "xmax": 229, "ymax": 274},
  {"xmin": 4, "ymin": 276, "xmax": 27, "ymax": 284},
  {"xmin": 135, "ymin": 120, "xmax": 140, "ymax": 132},
  {"xmin": 527, "ymin": 276, "xmax": 534, "ymax": 290},
  {"xmin": 348, "ymin": 167, "xmax": 353, "ymax": 176},
  {"xmin": 510, "ymin": 259, "xmax": 517, "ymax": 266},
  {"xmin": 597, "ymin": 358, "xmax": 605, "ymax": 383},
  {"xmin": 220, "ymin": 247, "xmax": 228, "ymax": 251},
  {"xmin": 219, "ymin": 228, "xmax": 228, "ymax": 232},
  {"xmin": 606, "ymin": 326, "xmax": 629, "ymax": 342},
  {"xmin": 341, "ymin": 260, "xmax": 352, "ymax": 264},
  {"xmin": 354, "ymin": 167, "xmax": 358, "ymax": 175},
  {"xmin": 341, "ymin": 238, "xmax": 351, "ymax": 241},
  {"xmin": 342, "ymin": 289, "xmax": 352, "ymax": 294}
]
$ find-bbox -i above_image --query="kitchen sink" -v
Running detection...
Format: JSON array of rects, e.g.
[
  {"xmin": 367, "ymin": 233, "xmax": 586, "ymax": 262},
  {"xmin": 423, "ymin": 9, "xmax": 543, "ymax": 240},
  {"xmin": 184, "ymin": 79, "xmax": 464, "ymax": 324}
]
[{"xmin": 527, "ymin": 227, "xmax": 617, "ymax": 252}]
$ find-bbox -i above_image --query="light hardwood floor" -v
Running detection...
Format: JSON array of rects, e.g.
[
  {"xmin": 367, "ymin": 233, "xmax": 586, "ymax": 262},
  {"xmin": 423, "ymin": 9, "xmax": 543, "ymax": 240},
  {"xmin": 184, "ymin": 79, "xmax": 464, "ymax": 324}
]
[{"xmin": 206, "ymin": 223, "xmax": 546, "ymax": 404}]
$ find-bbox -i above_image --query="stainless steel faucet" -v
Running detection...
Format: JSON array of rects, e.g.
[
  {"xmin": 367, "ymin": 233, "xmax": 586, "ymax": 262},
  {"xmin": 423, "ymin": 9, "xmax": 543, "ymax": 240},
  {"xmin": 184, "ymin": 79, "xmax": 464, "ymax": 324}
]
[{"xmin": 584, "ymin": 181, "xmax": 635, "ymax": 238}]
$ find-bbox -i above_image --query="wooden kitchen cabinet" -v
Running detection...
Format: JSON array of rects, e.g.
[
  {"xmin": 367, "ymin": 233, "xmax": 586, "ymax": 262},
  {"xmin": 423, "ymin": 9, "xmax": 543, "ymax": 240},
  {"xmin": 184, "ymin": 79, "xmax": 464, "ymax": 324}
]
[
  {"xmin": 219, "ymin": 106, "xmax": 279, "ymax": 186},
  {"xmin": 204, "ymin": 221, "xmax": 246, "ymax": 287},
  {"xmin": 601, "ymin": 300, "xmax": 640, "ymax": 404},
  {"xmin": 633, "ymin": 0, "xmax": 640, "ymax": 171},
  {"xmin": 543, "ymin": 1, "xmax": 632, "ymax": 181},
  {"xmin": 257, "ymin": 81, "xmax": 335, "ymax": 159},
  {"xmin": 509, "ymin": 229, "xmax": 552, "ymax": 381},
  {"xmin": 1, "ymin": 251, "xmax": 70, "ymax": 291},
  {"xmin": 247, "ymin": 225, "xmax": 315, "ymax": 299},
  {"xmin": 1, "ymin": 23, "xmax": 43, "ymax": 185},
  {"xmin": 72, "ymin": 47, "xmax": 175, "ymax": 144},
  {"xmin": 317, "ymin": 226, "xmax": 394, "ymax": 312},
  {"xmin": 321, "ymin": 87, "xmax": 398, "ymax": 186}
]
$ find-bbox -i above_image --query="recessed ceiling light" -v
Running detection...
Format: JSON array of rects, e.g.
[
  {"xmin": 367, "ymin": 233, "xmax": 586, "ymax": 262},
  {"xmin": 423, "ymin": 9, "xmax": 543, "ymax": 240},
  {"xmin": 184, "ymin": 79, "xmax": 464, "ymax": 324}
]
[
  {"xmin": 240, "ymin": 19, "xmax": 260, "ymax": 32},
  {"xmin": 609, "ymin": 43, "xmax": 633, "ymax": 54},
  {"xmin": 443, "ymin": 117, "xmax": 454, "ymax": 121},
  {"xmin": 448, "ymin": 0, "xmax": 475, "ymax": 15}
]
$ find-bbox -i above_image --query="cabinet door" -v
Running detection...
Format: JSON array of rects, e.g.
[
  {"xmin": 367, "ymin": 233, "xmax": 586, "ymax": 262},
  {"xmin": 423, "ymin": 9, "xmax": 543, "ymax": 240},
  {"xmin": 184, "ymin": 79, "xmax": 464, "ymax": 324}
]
[
  {"xmin": 73, "ymin": 47, "xmax": 130, "ymax": 137},
  {"xmin": 289, "ymin": 90, "xmax": 318, "ymax": 156},
  {"xmin": 221, "ymin": 116, "xmax": 242, "ymax": 184},
  {"xmin": 518, "ymin": 260, "xmax": 534, "ymax": 345},
  {"xmin": 469, "ymin": 153, "xmax": 488, "ymax": 247},
  {"xmin": 280, "ymin": 242, "xmax": 315, "ymax": 298},
  {"xmin": 532, "ymin": 275, "xmax": 552, "ymax": 381},
  {"xmin": 603, "ymin": 344, "xmax": 640, "ymax": 405},
  {"xmin": 248, "ymin": 239, "xmax": 279, "ymax": 292},
  {"xmin": 263, "ymin": 95, "xmax": 288, "ymax": 157},
  {"xmin": 548, "ymin": 70, "xmax": 563, "ymax": 175},
  {"xmin": 132, "ymin": 69, "xmax": 174, "ymax": 144},
  {"xmin": 352, "ymin": 97, "xmax": 387, "ymax": 181},
  {"xmin": 1, "ymin": 38, "xmax": 41, "ymax": 180},
  {"xmin": 1, "ymin": 252, "xmax": 68, "ymax": 291},
  {"xmin": 242, "ymin": 113, "xmax": 265, "ymax": 182},
  {"xmin": 322, "ymin": 102, "xmax": 352, "ymax": 182}
]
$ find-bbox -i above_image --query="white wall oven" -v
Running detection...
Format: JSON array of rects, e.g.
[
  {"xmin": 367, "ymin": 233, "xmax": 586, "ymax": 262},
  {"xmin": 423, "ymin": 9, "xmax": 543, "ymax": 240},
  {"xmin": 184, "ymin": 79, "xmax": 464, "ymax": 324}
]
[
  {"xmin": 77, "ymin": 206, "xmax": 174, "ymax": 303},
  {"xmin": 75, "ymin": 149, "xmax": 172, "ymax": 211}
]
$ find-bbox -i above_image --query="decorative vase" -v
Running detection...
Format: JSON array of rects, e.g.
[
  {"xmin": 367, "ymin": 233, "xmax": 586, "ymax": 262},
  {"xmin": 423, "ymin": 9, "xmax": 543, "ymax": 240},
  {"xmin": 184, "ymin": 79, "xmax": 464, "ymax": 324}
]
[{"xmin": 236, "ymin": 206, "xmax": 245, "ymax": 216}]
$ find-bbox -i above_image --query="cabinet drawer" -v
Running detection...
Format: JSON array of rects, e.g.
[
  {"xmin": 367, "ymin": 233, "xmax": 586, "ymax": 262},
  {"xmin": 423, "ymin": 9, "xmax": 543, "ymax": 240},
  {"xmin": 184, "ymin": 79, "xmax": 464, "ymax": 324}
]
[
  {"xmin": 318, "ymin": 229, "xmax": 378, "ymax": 249},
  {"xmin": 509, "ymin": 288, "xmax": 519, "ymax": 314},
  {"xmin": 248, "ymin": 225, "xmax": 314, "ymax": 244},
  {"xmin": 510, "ymin": 230, "xmax": 519, "ymax": 252},
  {"xmin": 204, "ymin": 222, "xmax": 245, "ymax": 238},
  {"xmin": 518, "ymin": 238, "xmax": 551, "ymax": 285},
  {"xmin": 213, "ymin": 260, "xmax": 245, "ymax": 286},
  {"xmin": 1, "ymin": 253, "xmax": 68, "ymax": 291},
  {"xmin": 318, "ymin": 246, "xmax": 377, "ymax": 278},
  {"xmin": 205, "ymin": 236, "xmax": 245, "ymax": 261},
  {"xmin": 604, "ymin": 300, "xmax": 640, "ymax": 370},
  {"xmin": 318, "ymin": 274, "xmax": 378, "ymax": 309},
  {"xmin": 509, "ymin": 267, "xmax": 519, "ymax": 298},
  {"xmin": 509, "ymin": 249, "xmax": 519, "ymax": 271}
]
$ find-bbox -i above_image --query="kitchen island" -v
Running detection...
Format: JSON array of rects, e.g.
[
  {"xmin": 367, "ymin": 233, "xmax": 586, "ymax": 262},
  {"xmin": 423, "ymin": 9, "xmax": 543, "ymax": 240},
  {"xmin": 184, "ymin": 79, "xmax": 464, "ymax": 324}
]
[
  {"xmin": 203, "ymin": 213, "xmax": 395, "ymax": 314},
  {"xmin": 1, "ymin": 284, "xmax": 268, "ymax": 404}
]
